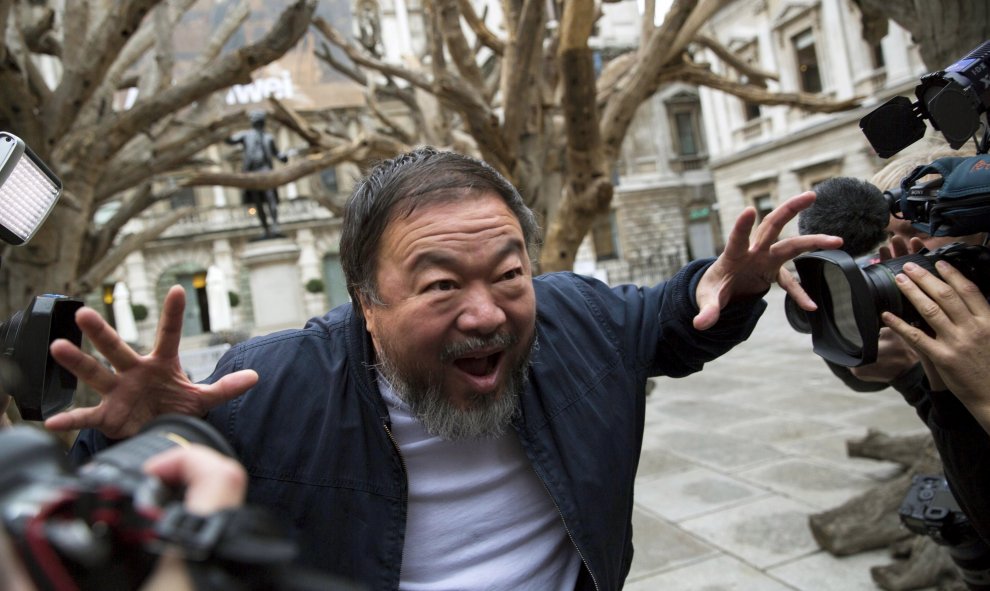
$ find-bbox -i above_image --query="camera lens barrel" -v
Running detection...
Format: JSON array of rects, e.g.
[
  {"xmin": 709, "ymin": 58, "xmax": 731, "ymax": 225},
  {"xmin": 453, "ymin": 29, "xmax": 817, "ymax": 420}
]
[{"xmin": 82, "ymin": 415, "xmax": 236, "ymax": 488}]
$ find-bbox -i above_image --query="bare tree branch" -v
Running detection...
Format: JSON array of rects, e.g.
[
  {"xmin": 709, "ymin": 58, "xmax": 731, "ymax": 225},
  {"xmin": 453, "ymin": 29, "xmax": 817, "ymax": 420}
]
[
  {"xmin": 364, "ymin": 79, "xmax": 418, "ymax": 145},
  {"xmin": 456, "ymin": 0, "xmax": 504, "ymax": 56},
  {"xmin": 314, "ymin": 15, "xmax": 509, "ymax": 168},
  {"xmin": 676, "ymin": 62, "xmax": 862, "ymax": 112},
  {"xmin": 269, "ymin": 98, "xmax": 326, "ymax": 146},
  {"xmin": 44, "ymin": 0, "xmax": 164, "ymax": 145},
  {"xmin": 193, "ymin": 0, "xmax": 250, "ymax": 69},
  {"xmin": 74, "ymin": 206, "xmax": 194, "ymax": 294},
  {"xmin": 694, "ymin": 33, "xmax": 777, "ymax": 86},
  {"xmin": 59, "ymin": 0, "xmax": 318, "ymax": 170},
  {"xmin": 181, "ymin": 134, "xmax": 411, "ymax": 190},
  {"xmin": 599, "ymin": 0, "xmax": 696, "ymax": 160},
  {"xmin": 435, "ymin": 0, "xmax": 485, "ymax": 90},
  {"xmin": 499, "ymin": 0, "xmax": 544, "ymax": 161},
  {"xmin": 19, "ymin": 5, "xmax": 59, "ymax": 56},
  {"xmin": 96, "ymin": 112, "xmax": 247, "ymax": 201},
  {"xmin": 0, "ymin": 22, "xmax": 45, "ymax": 147},
  {"xmin": 0, "ymin": 0, "xmax": 11, "ymax": 64}
]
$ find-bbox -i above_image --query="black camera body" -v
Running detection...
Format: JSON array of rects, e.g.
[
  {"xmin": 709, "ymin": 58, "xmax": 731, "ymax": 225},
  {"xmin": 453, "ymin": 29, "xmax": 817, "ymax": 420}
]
[
  {"xmin": 900, "ymin": 475, "xmax": 990, "ymax": 589},
  {"xmin": 0, "ymin": 415, "xmax": 240, "ymax": 591},
  {"xmin": 0, "ymin": 293, "xmax": 84, "ymax": 420},
  {"xmin": 0, "ymin": 415, "xmax": 360, "ymax": 591}
]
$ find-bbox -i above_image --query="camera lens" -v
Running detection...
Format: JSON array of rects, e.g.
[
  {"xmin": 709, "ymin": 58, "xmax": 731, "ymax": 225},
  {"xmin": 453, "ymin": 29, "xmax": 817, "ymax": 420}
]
[{"xmin": 821, "ymin": 263, "xmax": 862, "ymax": 348}]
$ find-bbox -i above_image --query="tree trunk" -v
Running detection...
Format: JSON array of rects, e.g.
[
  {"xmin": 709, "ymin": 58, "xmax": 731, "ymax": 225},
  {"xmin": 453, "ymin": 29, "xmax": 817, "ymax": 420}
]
[{"xmin": 853, "ymin": 0, "xmax": 990, "ymax": 70}]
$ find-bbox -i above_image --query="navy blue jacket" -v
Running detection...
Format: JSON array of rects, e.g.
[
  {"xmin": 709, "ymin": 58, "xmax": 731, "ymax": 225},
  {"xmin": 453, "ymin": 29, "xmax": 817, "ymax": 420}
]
[{"xmin": 72, "ymin": 263, "xmax": 765, "ymax": 590}]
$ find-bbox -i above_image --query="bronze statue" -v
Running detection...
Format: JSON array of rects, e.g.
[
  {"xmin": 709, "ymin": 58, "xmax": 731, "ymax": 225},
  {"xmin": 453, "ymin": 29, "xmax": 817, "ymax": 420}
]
[{"xmin": 227, "ymin": 111, "xmax": 288, "ymax": 238}]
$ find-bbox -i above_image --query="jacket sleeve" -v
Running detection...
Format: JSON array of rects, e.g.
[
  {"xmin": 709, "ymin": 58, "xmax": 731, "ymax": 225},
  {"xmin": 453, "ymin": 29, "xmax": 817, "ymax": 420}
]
[
  {"xmin": 642, "ymin": 258, "xmax": 766, "ymax": 377},
  {"xmin": 541, "ymin": 258, "xmax": 766, "ymax": 380}
]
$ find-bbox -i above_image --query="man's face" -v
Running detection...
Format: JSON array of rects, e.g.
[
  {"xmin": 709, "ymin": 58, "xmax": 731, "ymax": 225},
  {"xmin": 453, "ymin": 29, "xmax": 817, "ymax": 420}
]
[{"xmin": 362, "ymin": 192, "xmax": 537, "ymax": 439}]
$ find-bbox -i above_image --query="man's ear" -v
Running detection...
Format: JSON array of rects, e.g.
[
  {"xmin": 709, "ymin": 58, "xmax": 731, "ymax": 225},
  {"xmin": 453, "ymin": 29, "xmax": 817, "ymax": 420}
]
[{"xmin": 359, "ymin": 294, "xmax": 380, "ymax": 338}]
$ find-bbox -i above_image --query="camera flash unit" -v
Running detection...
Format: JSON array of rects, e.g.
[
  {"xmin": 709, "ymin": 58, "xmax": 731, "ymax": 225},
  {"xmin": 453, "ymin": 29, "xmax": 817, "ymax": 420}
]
[{"xmin": 0, "ymin": 132, "xmax": 62, "ymax": 246}]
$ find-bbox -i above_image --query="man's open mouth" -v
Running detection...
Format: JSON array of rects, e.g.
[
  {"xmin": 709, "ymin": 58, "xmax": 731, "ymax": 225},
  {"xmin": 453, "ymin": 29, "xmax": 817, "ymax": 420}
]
[{"xmin": 452, "ymin": 351, "xmax": 503, "ymax": 377}]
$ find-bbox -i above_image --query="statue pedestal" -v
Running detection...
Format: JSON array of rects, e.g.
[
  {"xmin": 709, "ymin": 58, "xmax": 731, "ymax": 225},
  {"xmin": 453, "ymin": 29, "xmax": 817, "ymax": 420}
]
[{"xmin": 242, "ymin": 238, "xmax": 304, "ymax": 331}]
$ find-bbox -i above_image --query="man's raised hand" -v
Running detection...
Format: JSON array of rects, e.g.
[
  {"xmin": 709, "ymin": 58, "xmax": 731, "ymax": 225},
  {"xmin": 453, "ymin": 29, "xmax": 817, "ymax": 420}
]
[{"xmin": 45, "ymin": 285, "xmax": 257, "ymax": 439}]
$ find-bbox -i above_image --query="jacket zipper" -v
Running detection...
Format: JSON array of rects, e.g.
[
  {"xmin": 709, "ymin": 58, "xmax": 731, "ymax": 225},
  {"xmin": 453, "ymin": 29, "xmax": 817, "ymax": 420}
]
[
  {"xmin": 383, "ymin": 421, "xmax": 407, "ymax": 588},
  {"xmin": 535, "ymin": 470, "xmax": 601, "ymax": 591}
]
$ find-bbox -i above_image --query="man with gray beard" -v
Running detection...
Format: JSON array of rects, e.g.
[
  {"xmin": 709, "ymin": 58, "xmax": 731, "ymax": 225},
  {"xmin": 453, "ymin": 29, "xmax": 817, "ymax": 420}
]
[{"xmin": 51, "ymin": 148, "xmax": 840, "ymax": 590}]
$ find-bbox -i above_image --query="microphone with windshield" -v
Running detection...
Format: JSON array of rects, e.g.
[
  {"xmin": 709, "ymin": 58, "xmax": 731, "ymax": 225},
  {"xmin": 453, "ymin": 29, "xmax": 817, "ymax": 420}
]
[
  {"xmin": 785, "ymin": 176, "xmax": 890, "ymax": 335},
  {"xmin": 798, "ymin": 176, "xmax": 890, "ymax": 258}
]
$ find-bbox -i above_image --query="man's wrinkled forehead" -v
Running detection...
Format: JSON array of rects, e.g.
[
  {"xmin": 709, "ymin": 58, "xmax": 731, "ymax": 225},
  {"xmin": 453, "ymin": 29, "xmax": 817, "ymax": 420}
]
[{"xmin": 386, "ymin": 186, "xmax": 489, "ymax": 222}]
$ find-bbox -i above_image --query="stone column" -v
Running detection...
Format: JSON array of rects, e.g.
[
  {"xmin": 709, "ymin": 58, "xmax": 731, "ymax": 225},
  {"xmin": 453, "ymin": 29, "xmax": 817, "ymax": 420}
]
[{"xmin": 241, "ymin": 238, "xmax": 304, "ymax": 331}]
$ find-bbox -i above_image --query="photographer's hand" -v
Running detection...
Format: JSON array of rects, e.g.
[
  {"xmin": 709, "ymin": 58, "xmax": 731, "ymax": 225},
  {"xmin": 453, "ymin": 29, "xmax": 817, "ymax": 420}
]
[
  {"xmin": 694, "ymin": 191, "xmax": 842, "ymax": 330},
  {"xmin": 883, "ymin": 260, "xmax": 990, "ymax": 433},
  {"xmin": 143, "ymin": 444, "xmax": 247, "ymax": 514},
  {"xmin": 44, "ymin": 285, "xmax": 258, "ymax": 439},
  {"xmin": 141, "ymin": 444, "xmax": 248, "ymax": 591},
  {"xmin": 850, "ymin": 328, "xmax": 921, "ymax": 382}
]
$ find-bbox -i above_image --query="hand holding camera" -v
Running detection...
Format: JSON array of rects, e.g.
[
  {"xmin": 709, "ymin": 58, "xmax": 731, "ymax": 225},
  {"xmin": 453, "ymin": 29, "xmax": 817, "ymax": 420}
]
[{"xmin": 882, "ymin": 251, "xmax": 990, "ymax": 433}]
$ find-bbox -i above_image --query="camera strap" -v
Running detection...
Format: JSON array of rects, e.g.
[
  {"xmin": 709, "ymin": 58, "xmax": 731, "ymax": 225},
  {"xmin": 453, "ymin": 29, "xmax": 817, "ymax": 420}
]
[{"xmin": 154, "ymin": 503, "xmax": 299, "ymax": 589}]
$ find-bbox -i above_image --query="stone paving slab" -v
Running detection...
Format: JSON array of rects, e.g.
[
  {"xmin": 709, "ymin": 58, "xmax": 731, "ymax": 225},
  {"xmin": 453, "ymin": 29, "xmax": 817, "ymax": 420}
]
[
  {"xmin": 631, "ymin": 286, "xmax": 939, "ymax": 590},
  {"xmin": 627, "ymin": 506, "xmax": 720, "ymax": 580},
  {"xmin": 626, "ymin": 555, "xmax": 796, "ymax": 590},
  {"xmin": 635, "ymin": 466, "xmax": 770, "ymax": 521},
  {"xmin": 677, "ymin": 495, "xmax": 822, "ymax": 569}
]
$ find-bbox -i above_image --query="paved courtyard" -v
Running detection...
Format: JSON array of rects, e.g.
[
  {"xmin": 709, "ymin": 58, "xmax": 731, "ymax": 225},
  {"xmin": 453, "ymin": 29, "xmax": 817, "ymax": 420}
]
[{"xmin": 627, "ymin": 285, "xmax": 933, "ymax": 590}]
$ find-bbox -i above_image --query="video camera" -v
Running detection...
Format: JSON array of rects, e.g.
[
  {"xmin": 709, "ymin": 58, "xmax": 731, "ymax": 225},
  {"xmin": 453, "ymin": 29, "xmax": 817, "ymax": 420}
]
[
  {"xmin": 860, "ymin": 40, "xmax": 990, "ymax": 158},
  {"xmin": 899, "ymin": 474, "xmax": 990, "ymax": 589},
  {"xmin": 0, "ymin": 414, "xmax": 356, "ymax": 591},
  {"xmin": 0, "ymin": 131, "xmax": 84, "ymax": 420},
  {"xmin": 789, "ymin": 41, "xmax": 990, "ymax": 366}
]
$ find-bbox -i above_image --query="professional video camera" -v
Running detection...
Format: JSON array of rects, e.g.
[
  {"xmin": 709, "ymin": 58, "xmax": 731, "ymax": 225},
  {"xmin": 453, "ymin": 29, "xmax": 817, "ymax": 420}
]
[
  {"xmin": 0, "ymin": 414, "xmax": 359, "ymax": 591},
  {"xmin": 0, "ymin": 131, "xmax": 84, "ymax": 420},
  {"xmin": 899, "ymin": 474, "xmax": 990, "ymax": 589},
  {"xmin": 860, "ymin": 40, "xmax": 990, "ymax": 158},
  {"xmin": 789, "ymin": 41, "xmax": 990, "ymax": 366}
]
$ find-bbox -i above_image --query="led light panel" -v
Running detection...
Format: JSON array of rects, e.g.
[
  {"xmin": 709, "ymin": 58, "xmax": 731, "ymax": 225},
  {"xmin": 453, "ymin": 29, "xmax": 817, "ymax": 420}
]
[{"xmin": 0, "ymin": 132, "xmax": 62, "ymax": 245}]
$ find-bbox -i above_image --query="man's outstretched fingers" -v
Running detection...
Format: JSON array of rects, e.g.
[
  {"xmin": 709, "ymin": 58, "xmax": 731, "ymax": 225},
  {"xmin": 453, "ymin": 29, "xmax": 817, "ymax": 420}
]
[
  {"xmin": 197, "ymin": 370, "xmax": 259, "ymax": 408},
  {"xmin": 49, "ymin": 338, "xmax": 118, "ymax": 393},
  {"xmin": 44, "ymin": 406, "xmax": 102, "ymax": 432},
  {"xmin": 74, "ymin": 308, "xmax": 141, "ymax": 372},
  {"xmin": 153, "ymin": 285, "xmax": 187, "ymax": 358}
]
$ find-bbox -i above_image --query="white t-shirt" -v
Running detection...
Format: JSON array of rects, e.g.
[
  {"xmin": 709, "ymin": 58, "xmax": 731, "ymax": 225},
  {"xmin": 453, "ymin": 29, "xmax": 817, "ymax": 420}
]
[{"xmin": 380, "ymin": 382, "xmax": 581, "ymax": 590}]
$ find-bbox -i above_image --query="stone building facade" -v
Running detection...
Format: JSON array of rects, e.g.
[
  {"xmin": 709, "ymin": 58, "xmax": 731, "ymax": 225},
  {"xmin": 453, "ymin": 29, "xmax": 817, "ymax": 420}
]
[{"xmin": 695, "ymin": 0, "xmax": 927, "ymax": 239}]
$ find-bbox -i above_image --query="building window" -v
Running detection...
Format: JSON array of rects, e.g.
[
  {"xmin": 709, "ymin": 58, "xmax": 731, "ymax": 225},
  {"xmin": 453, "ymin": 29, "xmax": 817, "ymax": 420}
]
[
  {"xmin": 170, "ymin": 187, "xmax": 197, "ymax": 209},
  {"xmin": 871, "ymin": 41, "xmax": 885, "ymax": 69},
  {"xmin": 673, "ymin": 111, "xmax": 699, "ymax": 156},
  {"xmin": 743, "ymin": 102, "xmax": 761, "ymax": 121},
  {"xmin": 591, "ymin": 211, "xmax": 619, "ymax": 262},
  {"xmin": 320, "ymin": 167, "xmax": 338, "ymax": 193},
  {"xmin": 753, "ymin": 194, "xmax": 774, "ymax": 221},
  {"xmin": 735, "ymin": 41, "xmax": 763, "ymax": 121},
  {"xmin": 792, "ymin": 29, "xmax": 822, "ymax": 93},
  {"xmin": 666, "ymin": 95, "xmax": 706, "ymax": 159}
]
